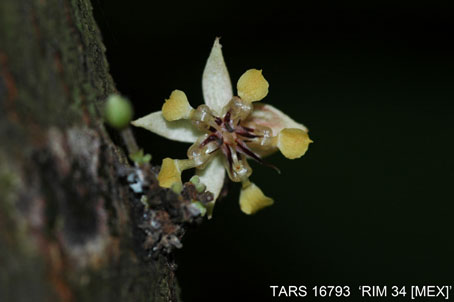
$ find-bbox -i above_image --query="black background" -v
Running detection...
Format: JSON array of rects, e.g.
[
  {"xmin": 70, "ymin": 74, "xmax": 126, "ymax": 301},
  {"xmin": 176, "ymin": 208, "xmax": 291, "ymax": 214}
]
[{"xmin": 92, "ymin": 2, "xmax": 454, "ymax": 301}]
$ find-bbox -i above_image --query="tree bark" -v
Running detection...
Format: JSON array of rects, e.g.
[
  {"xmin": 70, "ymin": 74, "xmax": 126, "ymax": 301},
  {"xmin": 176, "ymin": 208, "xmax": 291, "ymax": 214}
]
[{"xmin": 0, "ymin": 0, "xmax": 194, "ymax": 301}]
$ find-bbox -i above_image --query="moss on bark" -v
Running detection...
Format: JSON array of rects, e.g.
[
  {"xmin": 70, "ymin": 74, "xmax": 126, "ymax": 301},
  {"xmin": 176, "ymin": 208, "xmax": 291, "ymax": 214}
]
[{"xmin": 0, "ymin": 0, "xmax": 181, "ymax": 301}]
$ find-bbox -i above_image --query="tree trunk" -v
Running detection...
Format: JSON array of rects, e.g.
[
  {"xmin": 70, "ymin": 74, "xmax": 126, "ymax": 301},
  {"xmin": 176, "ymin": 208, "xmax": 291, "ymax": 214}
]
[{"xmin": 0, "ymin": 0, "xmax": 194, "ymax": 301}]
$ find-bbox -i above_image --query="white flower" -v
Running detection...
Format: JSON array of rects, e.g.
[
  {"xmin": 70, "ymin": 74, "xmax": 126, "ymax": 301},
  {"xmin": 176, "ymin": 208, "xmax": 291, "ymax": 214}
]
[{"xmin": 132, "ymin": 38, "xmax": 312, "ymax": 217}]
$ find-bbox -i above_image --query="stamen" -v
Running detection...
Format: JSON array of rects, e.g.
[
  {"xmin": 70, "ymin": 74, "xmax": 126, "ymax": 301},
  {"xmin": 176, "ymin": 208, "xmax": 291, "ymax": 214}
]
[
  {"xmin": 225, "ymin": 123, "xmax": 234, "ymax": 133},
  {"xmin": 235, "ymin": 124, "xmax": 262, "ymax": 140},
  {"xmin": 236, "ymin": 131, "xmax": 259, "ymax": 139},
  {"xmin": 241, "ymin": 125, "xmax": 254, "ymax": 132},
  {"xmin": 202, "ymin": 135, "xmax": 222, "ymax": 154},
  {"xmin": 223, "ymin": 144, "xmax": 234, "ymax": 175},
  {"xmin": 236, "ymin": 140, "xmax": 281, "ymax": 174},
  {"xmin": 201, "ymin": 134, "xmax": 220, "ymax": 147},
  {"xmin": 223, "ymin": 111, "xmax": 235, "ymax": 133},
  {"xmin": 236, "ymin": 140, "xmax": 262, "ymax": 162},
  {"xmin": 187, "ymin": 133, "xmax": 221, "ymax": 167},
  {"xmin": 224, "ymin": 111, "xmax": 231, "ymax": 123}
]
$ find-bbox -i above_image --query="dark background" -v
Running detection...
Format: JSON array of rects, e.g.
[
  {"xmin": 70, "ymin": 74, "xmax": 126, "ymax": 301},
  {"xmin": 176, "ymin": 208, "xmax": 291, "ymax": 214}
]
[{"xmin": 92, "ymin": 2, "xmax": 454, "ymax": 301}]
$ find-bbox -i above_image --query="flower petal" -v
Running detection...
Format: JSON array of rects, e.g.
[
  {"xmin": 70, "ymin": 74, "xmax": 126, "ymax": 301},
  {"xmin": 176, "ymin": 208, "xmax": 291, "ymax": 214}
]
[
  {"xmin": 277, "ymin": 128, "xmax": 313, "ymax": 159},
  {"xmin": 162, "ymin": 90, "xmax": 193, "ymax": 121},
  {"xmin": 196, "ymin": 156, "xmax": 225, "ymax": 218},
  {"xmin": 131, "ymin": 111, "xmax": 201, "ymax": 143},
  {"xmin": 202, "ymin": 38, "xmax": 233, "ymax": 115},
  {"xmin": 237, "ymin": 69, "xmax": 269, "ymax": 103},
  {"xmin": 157, "ymin": 158, "xmax": 182, "ymax": 188},
  {"xmin": 239, "ymin": 182, "xmax": 274, "ymax": 215}
]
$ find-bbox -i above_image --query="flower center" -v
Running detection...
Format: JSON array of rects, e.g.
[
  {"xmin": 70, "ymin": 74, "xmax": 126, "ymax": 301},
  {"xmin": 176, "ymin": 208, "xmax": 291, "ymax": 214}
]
[{"xmin": 188, "ymin": 97, "xmax": 277, "ymax": 183}]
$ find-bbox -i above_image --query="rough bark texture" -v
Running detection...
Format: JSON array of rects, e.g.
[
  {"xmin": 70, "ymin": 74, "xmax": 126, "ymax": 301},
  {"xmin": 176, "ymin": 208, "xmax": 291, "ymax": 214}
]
[{"xmin": 0, "ymin": 0, "xmax": 195, "ymax": 301}]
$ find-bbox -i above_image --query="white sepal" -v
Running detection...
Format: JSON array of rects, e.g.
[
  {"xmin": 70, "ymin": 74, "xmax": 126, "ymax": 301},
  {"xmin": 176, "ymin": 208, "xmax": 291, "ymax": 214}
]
[
  {"xmin": 247, "ymin": 103, "xmax": 308, "ymax": 135},
  {"xmin": 196, "ymin": 156, "xmax": 226, "ymax": 218},
  {"xmin": 131, "ymin": 111, "xmax": 200, "ymax": 143},
  {"xmin": 202, "ymin": 38, "xmax": 233, "ymax": 115}
]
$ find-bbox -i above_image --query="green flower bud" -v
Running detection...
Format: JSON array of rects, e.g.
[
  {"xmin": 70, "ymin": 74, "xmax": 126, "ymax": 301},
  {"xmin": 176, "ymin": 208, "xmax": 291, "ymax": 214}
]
[
  {"xmin": 129, "ymin": 149, "xmax": 152, "ymax": 165},
  {"xmin": 189, "ymin": 175, "xmax": 200, "ymax": 185},
  {"xmin": 191, "ymin": 201, "xmax": 207, "ymax": 217},
  {"xmin": 104, "ymin": 94, "xmax": 133, "ymax": 129},
  {"xmin": 195, "ymin": 182, "xmax": 206, "ymax": 193}
]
